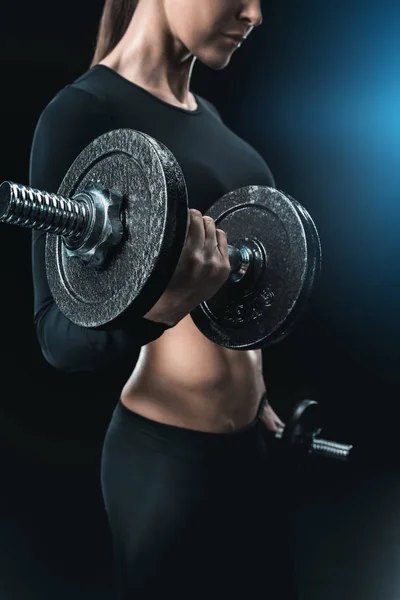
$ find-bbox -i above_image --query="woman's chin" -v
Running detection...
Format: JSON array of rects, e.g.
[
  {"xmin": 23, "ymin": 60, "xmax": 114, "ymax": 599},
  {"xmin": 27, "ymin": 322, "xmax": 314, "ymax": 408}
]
[{"xmin": 199, "ymin": 50, "xmax": 233, "ymax": 71}]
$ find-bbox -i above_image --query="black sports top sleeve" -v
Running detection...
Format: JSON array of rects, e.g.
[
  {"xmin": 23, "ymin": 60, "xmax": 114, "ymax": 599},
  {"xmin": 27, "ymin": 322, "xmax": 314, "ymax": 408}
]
[{"xmin": 30, "ymin": 86, "xmax": 172, "ymax": 373}]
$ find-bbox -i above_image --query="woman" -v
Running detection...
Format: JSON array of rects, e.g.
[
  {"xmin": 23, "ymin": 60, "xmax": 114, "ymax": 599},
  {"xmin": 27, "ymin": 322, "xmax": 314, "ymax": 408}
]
[{"xmin": 30, "ymin": 0, "xmax": 299, "ymax": 597}]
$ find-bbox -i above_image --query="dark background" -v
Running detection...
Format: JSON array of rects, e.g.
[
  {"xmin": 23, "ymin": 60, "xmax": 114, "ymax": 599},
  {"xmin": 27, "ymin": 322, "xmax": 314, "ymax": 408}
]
[{"xmin": 1, "ymin": 1, "xmax": 399, "ymax": 598}]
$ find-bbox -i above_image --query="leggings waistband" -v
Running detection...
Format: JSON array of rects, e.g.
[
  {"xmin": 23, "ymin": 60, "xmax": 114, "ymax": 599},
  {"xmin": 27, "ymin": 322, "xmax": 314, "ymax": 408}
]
[{"xmin": 107, "ymin": 391, "xmax": 269, "ymax": 460}]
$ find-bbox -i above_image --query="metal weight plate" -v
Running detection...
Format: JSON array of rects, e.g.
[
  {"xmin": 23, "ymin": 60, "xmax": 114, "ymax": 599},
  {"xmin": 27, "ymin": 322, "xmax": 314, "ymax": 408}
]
[
  {"xmin": 281, "ymin": 399, "xmax": 323, "ymax": 473},
  {"xmin": 282, "ymin": 399, "xmax": 323, "ymax": 452},
  {"xmin": 46, "ymin": 129, "xmax": 188, "ymax": 328},
  {"xmin": 266, "ymin": 194, "xmax": 322, "ymax": 345},
  {"xmin": 190, "ymin": 186, "xmax": 321, "ymax": 349}
]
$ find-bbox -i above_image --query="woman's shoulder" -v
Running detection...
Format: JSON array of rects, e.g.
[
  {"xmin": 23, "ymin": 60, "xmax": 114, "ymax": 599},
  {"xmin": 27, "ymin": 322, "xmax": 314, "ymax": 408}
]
[
  {"xmin": 29, "ymin": 82, "xmax": 115, "ymax": 196},
  {"xmin": 38, "ymin": 82, "xmax": 106, "ymax": 125}
]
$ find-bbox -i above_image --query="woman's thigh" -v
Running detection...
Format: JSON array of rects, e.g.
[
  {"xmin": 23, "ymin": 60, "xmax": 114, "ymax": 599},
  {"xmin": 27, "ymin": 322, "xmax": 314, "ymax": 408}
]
[{"xmin": 100, "ymin": 420, "xmax": 299, "ymax": 598}]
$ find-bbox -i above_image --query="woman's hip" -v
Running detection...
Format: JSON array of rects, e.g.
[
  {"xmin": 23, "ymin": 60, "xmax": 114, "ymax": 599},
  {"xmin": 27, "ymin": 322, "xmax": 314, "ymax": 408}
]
[{"xmin": 100, "ymin": 398, "xmax": 297, "ymax": 597}]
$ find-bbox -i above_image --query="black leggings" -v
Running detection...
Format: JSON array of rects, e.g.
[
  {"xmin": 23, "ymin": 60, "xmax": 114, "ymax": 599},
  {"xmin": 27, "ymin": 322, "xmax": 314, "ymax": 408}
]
[{"xmin": 100, "ymin": 395, "xmax": 299, "ymax": 599}]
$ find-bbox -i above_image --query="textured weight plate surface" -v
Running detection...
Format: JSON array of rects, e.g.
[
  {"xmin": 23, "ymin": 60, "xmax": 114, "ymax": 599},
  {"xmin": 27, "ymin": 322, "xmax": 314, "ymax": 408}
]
[
  {"xmin": 190, "ymin": 186, "xmax": 316, "ymax": 349},
  {"xmin": 266, "ymin": 195, "xmax": 322, "ymax": 345},
  {"xmin": 46, "ymin": 129, "xmax": 188, "ymax": 328}
]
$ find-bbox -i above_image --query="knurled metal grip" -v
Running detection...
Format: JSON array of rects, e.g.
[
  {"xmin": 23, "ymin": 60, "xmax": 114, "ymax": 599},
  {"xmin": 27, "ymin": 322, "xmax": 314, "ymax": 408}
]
[
  {"xmin": 0, "ymin": 180, "xmax": 124, "ymax": 269},
  {"xmin": 310, "ymin": 438, "xmax": 353, "ymax": 462},
  {"xmin": 0, "ymin": 181, "xmax": 88, "ymax": 237}
]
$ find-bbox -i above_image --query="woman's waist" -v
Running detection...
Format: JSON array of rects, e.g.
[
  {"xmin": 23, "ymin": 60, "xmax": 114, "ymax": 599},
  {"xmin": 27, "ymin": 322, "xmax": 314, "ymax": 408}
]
[{"xmin": 121, "ymin": 355, "xmax": 266, "ymax": 433}]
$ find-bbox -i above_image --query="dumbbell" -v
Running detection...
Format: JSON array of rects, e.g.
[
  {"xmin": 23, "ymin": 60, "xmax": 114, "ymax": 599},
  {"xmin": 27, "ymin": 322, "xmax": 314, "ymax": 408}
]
[
  {"xmin": 0, "ymin": 128, "xmax": 321, "ymax": 349},
  {"xmin": 275, "ymin": 399, "xmax": 354, "ymax": 470}
]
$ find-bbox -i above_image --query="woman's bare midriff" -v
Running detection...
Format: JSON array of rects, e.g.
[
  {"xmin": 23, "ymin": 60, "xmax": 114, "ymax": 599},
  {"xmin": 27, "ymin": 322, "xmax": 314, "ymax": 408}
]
[{"xmin": 120, "ymin": 314, "xmax": 266, "ymax": 433}]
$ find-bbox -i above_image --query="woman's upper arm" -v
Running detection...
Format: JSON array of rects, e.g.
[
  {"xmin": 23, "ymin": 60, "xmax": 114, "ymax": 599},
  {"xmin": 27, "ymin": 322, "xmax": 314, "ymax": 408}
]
[{"xmin": 29, "ymin": 86, "xmax": 169, "ymax": 372}]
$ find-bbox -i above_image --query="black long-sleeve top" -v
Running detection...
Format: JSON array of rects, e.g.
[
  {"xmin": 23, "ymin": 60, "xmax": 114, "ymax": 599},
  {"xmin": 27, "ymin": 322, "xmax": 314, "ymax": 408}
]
[{"xmin": 30, "ymin": 64, "xmax": 275, "ymax": 373}]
